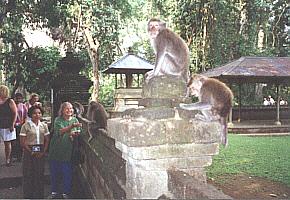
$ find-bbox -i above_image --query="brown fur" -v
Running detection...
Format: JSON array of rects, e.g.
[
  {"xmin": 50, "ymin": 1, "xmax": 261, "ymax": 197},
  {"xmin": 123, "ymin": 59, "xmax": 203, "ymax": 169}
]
[
  {"xmin": 86, "ymin": 101, "xmax": 108, "ymax": 141},
  {"xmin": 199, "ymin": 77, "xmax": 233, "ymax": 117},
  {"xmin": 86, "ymin": 101, "xmax": 108, "ymax": 130},
  {"xmin": 146, "ymin": 18, "xmax": 190, "ymax": 82},
  {"xmin": 188, "ymin": 74, "xmax": 233, "ymax": 146}
]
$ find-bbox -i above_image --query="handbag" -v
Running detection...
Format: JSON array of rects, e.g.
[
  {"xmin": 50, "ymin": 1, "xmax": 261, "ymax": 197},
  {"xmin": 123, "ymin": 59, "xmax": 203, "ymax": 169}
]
[{"xmin": 71, "ymin": 136, "xmax": 85, "ymax": 165}]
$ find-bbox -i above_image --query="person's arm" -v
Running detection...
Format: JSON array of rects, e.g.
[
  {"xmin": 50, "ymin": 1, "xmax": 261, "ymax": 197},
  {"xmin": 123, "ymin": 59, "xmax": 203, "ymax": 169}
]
[
  {"xmin": 43, "ymin": 135, "xmax": 50, "ymax": 153},
  {"xmin": 9, "ymin": 99, "xmax": 17, "ymax": 132},
  {"xmin": 20, "ymin": 125, "xmax": 31, "ymax": 153},
  {"xmin": 70, "ymin": 118, "xmax": 82, "ymax": 138},
  {"xmin": 20, "ymin": 136, "xmax": 32, "ymax": 153},
  {"xmin": 43, "ymin": 124, "xmax": 50, "ymax": 154},
  {"xmin": 59, "ymin": 123, "xmax": 78, "ymax": 135},
  {"xmin": 55, "ymin": 117, "xmax": 81, "ymax": 136},
  {"xmin": 23, "ymin": 104, "xmax": 28, "ymax": 123}
]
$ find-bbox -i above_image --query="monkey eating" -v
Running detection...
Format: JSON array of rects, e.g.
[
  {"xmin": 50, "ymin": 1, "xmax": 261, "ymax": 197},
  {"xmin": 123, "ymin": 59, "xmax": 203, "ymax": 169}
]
[
  {"xmin": 146, "ymin": 18, "xmax": 190, "ymax": 82},
  {"xmin": 179, "ymin": 74, "xmax": 233, "ymax": 146}
]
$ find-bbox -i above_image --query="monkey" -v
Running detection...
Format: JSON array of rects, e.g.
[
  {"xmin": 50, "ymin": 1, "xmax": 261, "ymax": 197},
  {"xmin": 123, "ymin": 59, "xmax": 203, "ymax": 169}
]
[
  {"xmin": 72, "ymin": 101, "xmax": 85, "ymax": 117},
  {"xmin": 146, "ymin": 18, "xmax": 190, "ymax": 82},
  {"xmin": 179, "ymin": 74, "xmax": 233, "ymax": 146},
  {"xmin": 72, "ymin": 101, "xmax": 108, "ymax": 142},
  {"xmin": 86, "ymin": 101, "xmax": 108, "ymax": 142}
]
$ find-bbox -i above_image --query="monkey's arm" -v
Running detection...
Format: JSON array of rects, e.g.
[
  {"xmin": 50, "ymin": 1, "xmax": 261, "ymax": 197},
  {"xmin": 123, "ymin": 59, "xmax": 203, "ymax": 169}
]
[
  {"xmin": 76, "ymin": 109, "xmax": 97, "ymax": 142},
  {"xmin": 154, "ymin": 47, "xmax": 166, "ymax": 76},
  {"xmin": 179, "ymin": 102, "xmax": 212, "ymax": 111}
]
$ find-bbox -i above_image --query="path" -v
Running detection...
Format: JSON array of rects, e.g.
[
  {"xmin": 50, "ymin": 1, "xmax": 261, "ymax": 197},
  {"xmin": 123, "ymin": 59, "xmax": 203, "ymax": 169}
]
[
  {"xmin": 0, "ymin": 143, "xmax": 50, "ymax": 199},
  {"xmin": 0, "ymin": 142, "xmax": 88, "ymax": 199}
]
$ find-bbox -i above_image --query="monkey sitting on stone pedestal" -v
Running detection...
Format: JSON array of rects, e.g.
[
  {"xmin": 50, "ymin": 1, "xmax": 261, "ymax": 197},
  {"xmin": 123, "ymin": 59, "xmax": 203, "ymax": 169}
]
[
  {"xmin": 179, "ymin": 74, "xmax": 233, "ymax": 146},
  {"xmin": 146, "ymin": 18, "xmax": 190, "ymax": 82}
]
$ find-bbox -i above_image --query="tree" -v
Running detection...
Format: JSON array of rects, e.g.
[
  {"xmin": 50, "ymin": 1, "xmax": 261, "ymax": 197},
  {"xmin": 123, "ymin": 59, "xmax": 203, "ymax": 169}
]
[
  {"xmin": 0, "ymin": 0, "xmax": 132, "ymax": 101},
  {"xmin": 0, "ymin": 0, "xmax": 72, "ymax": 96}
]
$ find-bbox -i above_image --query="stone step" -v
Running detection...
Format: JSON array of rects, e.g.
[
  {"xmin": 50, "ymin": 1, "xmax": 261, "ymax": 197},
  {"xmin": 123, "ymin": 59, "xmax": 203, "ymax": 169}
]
[{"xmin": 229, "ymin": 127, "xmax": 290, "ymax": 134}]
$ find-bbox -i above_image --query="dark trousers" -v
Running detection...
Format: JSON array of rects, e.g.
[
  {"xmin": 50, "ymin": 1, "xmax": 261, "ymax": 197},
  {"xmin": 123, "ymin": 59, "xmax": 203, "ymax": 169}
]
[
  {"xmin": 11, "ymin": 125, "xmax": 23, "ymax": 159},
  {"xmin": 22, "ymin": 150, "xmax": 45, "ymax": 199}
]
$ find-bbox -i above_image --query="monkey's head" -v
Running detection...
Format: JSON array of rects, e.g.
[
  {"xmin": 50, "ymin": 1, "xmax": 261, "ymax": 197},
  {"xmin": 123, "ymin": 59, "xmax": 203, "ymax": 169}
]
[
  {"xmin": 187, "ymin": 74, "xmax": 207, "ymax": 97},
  {"xmin": 148, "ymin": 18, "xmax": 166, "ymax": 39},
  {"xmin": 72, "ymin": 101, "xmax": 84, "ymax": 117}
]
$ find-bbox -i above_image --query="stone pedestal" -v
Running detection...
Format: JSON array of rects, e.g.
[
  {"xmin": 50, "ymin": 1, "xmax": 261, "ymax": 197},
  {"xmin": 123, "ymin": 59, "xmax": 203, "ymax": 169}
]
[
  {"xmin": 113, "ymin": 88, "xmax": 143, "ymax": 112},
  {"xmin": 106, "ymin": 75, "xmax": 223, "ymax": 198}
]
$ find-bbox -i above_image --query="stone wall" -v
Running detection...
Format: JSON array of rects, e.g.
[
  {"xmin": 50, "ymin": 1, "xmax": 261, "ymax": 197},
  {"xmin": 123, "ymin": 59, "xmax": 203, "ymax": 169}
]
[
  {"xmin": 78, "ymin": 75, "xmax": 229, "ymax": 199},
  {"xmin": 78, "ymin": 129, "xmax": 126, "ymax": 199}
]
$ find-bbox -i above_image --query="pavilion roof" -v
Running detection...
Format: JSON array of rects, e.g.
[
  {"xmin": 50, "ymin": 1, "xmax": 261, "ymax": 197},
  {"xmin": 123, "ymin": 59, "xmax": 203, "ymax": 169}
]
[
  {"xmin": 202, "ymin": 57, "xmax": 290, "ymax": 84},
  {"xmin": 103, "ymin": 53, "xmax": 154, "ymax": 74}
]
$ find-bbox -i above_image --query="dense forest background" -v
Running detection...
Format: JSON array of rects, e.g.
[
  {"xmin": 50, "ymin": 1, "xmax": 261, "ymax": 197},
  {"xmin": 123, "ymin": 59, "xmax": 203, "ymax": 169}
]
[{"xmin": 0, "ymin": 0, "xmax": 289, "ymax": 106}]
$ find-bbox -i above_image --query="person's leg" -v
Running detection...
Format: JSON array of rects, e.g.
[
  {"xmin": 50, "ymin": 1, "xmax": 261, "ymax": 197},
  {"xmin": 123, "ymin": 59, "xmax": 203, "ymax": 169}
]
[
  {"xmin": 15, "ymin": 125, "xmax": 22, "ymax": 161},
  {"xmin": 3, "ymin": 128, "xmax": 16, "ymax": 165},
  {"xmin": 61, "ymin": 161, "xmax": 73, "ymax": 196},
  {"xmin": 4, "ymin": 141, "xmax": 12, "ymax": 165},
  {"xmin": 49, "ymin": 160, "xmax": 60, "ymax": 194},
  {"xmin": 11, "ymin": 139, "xmax": 17, "ymax": 159},
  {"xmin": 33, "ymin": 156, "xmax": 45, "ymax": 199},
  {"xmin": 22, "ymin": 150, "xmax": 33, "ymax": 198}
]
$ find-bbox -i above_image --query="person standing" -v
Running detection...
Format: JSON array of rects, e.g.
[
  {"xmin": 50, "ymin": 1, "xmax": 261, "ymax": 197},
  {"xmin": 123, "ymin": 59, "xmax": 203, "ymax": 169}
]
[
  {"xmin": 48, "ymin": 102, "xmax": 82, "ymax": 199},
  {"xmin": 20, "ymin": 105, "xmax": 50, "ymax": 199},
  {"xmin": 25, "ymin": 93, "xmax": 42, "ymax": 109},
  {"xmin": 12, "ymin": 92, "xmax": 28, "ymax": 161},
  {"xmin": 0, "ymin": 85, "xmax": 17, "ymax": 166}
]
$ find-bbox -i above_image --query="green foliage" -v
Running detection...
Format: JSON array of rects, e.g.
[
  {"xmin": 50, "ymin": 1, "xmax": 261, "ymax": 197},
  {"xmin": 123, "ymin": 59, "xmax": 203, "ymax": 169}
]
[
  {"xmin": 77, "ymin": 0, "xmax": 133, "ymax": 71},
  {"xmin": 230, "ymin": 83, "xmax": 290, "ymax": 106},
  {"xmin": 172, "ymin": 0, "xmax": 289, "ymax": 72},
  {"xmin": 1, "ymin": 45, "xmax": 61, "ymax": 100},
  {"xmin": 24, "ymin": 47, "xmax": 61, "ymax": 99},
  {"xmin": 206, "ymin": 135, "xmax": 290, "ymax": 186},
  {"xmin": 1, "ymin": 0, "xmax": 289, "ymax": 105},
  {"xmin": 98, "ymin": 74, "xmax": 115, "ymax": 107}
]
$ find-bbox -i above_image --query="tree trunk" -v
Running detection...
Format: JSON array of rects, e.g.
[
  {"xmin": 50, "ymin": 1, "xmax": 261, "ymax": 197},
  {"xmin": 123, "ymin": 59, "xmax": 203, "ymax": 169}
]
[
  {"xmin": 239, "ymin": 0, "xmax": 248, "ymax": 38},
  {"xmin": 257, "ymin": 27, "xmax": 264, "ymax": 49},
  {"xmin": 84, "ymin": 28, "xmax": 100, "ymax": 101},
  {"xmin": 255, "ymin": 83, "xmax": 265, "ymax": 103}
]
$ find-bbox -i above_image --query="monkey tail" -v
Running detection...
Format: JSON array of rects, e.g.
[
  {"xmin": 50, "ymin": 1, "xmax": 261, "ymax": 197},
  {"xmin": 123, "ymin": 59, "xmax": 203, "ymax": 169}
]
[{"xmin": 220, "ymin": 117, "xmax": 228, "ymax": 147}]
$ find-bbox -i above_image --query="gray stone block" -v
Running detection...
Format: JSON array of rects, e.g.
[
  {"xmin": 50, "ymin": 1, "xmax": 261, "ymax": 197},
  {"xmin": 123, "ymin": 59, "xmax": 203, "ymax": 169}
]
[{"xmin": 142, "ymin": 75, "xmax": 187, "ymax": 98}]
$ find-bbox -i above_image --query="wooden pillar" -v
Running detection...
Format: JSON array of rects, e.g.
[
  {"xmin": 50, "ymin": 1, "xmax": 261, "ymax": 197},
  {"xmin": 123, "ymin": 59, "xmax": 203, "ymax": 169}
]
[
  {"xmin": 275, "ymin": 84, "xmax": 281, "ymax": 125},
  {"xmin": 228, "ymin": 84, "xmax": 233, "ymax": 127},
  {"xmin": 120, "ymin": 74, "xmax": 124, "ymax": 88},
  {"xmin": 126, "ymin": 74, "xmax": 133, "ymax": 88},
  {"xmin": 238, "ymin": 83, "xmax": 242, "ymax": 122},
  {"xmin": 115, "ymin": 74, "xmax": 118, "ymax": 88}
]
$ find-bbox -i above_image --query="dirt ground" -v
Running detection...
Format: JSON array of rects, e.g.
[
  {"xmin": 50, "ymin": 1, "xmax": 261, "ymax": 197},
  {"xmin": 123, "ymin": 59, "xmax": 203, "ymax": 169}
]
[{"xmin": 208, "ymin": 173, "xmax": 290, "ymax": 199}]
